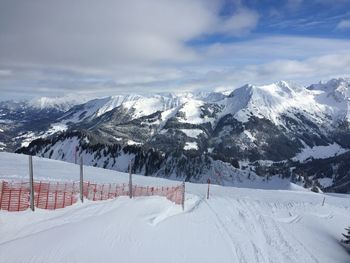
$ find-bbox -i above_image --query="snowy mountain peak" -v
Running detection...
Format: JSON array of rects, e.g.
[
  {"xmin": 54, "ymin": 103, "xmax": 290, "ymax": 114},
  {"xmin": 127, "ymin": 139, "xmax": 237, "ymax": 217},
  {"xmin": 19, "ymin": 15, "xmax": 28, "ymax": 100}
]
[
  {"xmin": 95, "ymin": 95, "xmax": 144, "ymax": 117},
  {"xmin": 28, "ymin": 95, "xmax": 89, "ymax": 111},
  {"xmin": 228, "ymin": 83, "xmax": 253, "ymax": 98},
  {"xmin": 4, "ymin": 78, "xmax": 348, "ymax": 130},
  {"xmin": 307, "ymin": 78, "xmax": 350, "ymax": 120},
  {"xmin": 222, "ymin": 81, "xmax": 315, "ymax": 124},
  {"xmin": 308, "ymin": 77, "xmax": 350, "ymax": 92},
  {"xmin": 324, "ymin": 78, "xmax": 350, "ymax": 101}
]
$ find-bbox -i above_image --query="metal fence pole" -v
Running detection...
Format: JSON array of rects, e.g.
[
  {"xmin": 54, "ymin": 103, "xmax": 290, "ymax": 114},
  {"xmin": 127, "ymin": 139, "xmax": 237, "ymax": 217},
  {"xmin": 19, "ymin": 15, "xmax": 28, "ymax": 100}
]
[
  {"xmin": 29, "ymin": 155, "xmax": 35, "ymax": 211},
  {"xmin": 207, "ymin": 179, "xmax": 211, "ymax": 200},
  {"xmin": 75, "ymin": 146, "xmax": 79, "ymax": 164},
  {"xmin": 75, "ymin": 147, "xmax": 77, "ymax": 164},
  {"xmin": 80, "ymin": 156, "xmax": 84, "ymax": 203},
  {"xmin": 129, "ymin": 160, "xmax": 133, "ymax": 199}
]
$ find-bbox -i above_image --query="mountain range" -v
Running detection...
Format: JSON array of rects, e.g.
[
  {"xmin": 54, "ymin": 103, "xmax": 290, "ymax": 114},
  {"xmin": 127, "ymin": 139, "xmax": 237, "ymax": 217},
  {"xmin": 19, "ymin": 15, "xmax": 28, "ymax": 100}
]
[{"xmin": 1, "ymin": 78, "xmax": 350, "ymax": 192}]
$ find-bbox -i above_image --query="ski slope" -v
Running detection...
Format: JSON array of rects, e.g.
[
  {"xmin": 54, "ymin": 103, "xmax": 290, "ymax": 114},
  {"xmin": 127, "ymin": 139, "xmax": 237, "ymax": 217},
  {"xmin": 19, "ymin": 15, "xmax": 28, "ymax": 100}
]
[{"xmin": 0, "ymin": 152, "xmax": 349, "ymax": 263}]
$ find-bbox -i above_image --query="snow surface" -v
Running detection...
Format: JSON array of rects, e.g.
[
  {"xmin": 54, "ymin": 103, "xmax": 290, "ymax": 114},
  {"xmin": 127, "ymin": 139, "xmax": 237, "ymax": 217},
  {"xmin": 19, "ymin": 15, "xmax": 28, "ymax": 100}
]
[
  {"xmin": 184, "ymin": 142, "xmax": 198, "ymax": 151},
  {"xmin": 218, "ymin": 82, "xmax": 315, "ymax": 126},
  {"xmin": 0, "ymin": 142, "xmax": 5, "ymax": 150},
  {"xmin": 318, "ymin": 178, "xmax": 334, "ymax": 188},
  {"xmin": 126, "ymin": 139, "xmax": 142, "ymax": 146},
  {"xmin": 0, "ymin": 152, "xmax": 349, "ymax": 263},
  {"xmin": 44, "ymin": 123, "xmax": 68, "ymax": 136},
  {"xmin": 294, "ymin": 143, "xmax": 348, "ymax": 162},
  {"xmin": 177, "ymin": 99, "xmax": 206, "ymax": 124},
  {"xmin": 122, "ymin": 95, "xmax": 180, "ymax": 119},
  {"xmin": 15, "ymin": 132, "xmax": 40, "ymax": 148},
  {"xmin": 28, "ymin": 95, "xmax": 88, "ymax": 111},
  {"xmin": 180, "ymin": 129, "xmax": 204, "ymax": 138},
  {"xmin": 243, "ymin": 130, "xmax": 256, "ymax": 142},
  {"xmin": 61, "ymin": 94, "xmax": 181, "ymax": 123},
  {"xmin": 0, "ymin": 119, "xmax": 13, "ymax": 124},
  {"xmin": 213, "ymin": 79, "xmax": 350, "ymax": 130}
]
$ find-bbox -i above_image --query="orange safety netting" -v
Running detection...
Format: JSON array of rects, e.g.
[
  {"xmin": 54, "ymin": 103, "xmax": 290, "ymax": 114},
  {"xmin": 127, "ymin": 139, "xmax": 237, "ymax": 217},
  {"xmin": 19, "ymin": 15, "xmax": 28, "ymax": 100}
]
[{"xmin": 0, "ymin": 180, "xmax": 184, "ymax": 212}]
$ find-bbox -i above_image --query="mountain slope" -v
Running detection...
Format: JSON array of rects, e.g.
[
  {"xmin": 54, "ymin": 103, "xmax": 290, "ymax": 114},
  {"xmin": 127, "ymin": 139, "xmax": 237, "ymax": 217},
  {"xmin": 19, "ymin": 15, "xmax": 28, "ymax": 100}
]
[{"xmin": 1, "ymin": 152, "xmax": 349, "ymax": 263}]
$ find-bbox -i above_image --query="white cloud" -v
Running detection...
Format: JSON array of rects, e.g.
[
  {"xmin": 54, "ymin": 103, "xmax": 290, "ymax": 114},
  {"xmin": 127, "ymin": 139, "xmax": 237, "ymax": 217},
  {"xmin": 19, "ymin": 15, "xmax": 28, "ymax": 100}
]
[
  {"xmin": 0, "ymin": 1, "xmax": 349, "ymax": 100},
  {"xmin": 181, "ymin": 52, "xmax": 350, "ymax": 91},
  {"xmin": 201, "ymin": 36, "xmax": 350, "ymax": 63},
  {"xmin": 0, "ymin": 0, "xmax": 219, "ymax": 68},
  {"xmin": 0, "ymin": 0, "xmax": 262, "ymax": 99},
  {"xmin": 0, "ymin": 69, "xmax": 12, "ymax": 77},
  {"xmin": 336, "ymin": 20, "xmax": 350, "ymax": 30},
  {"xmin": 1, "ymin": 51, "xmax": 350, "ymax": 101},
  {"xmin": 0, "ymin": 0, "xmax": 259, "ymax": 70},
  {"xmin": 219, "ymin": 9, "xmax": 259, "ymax": 36}
]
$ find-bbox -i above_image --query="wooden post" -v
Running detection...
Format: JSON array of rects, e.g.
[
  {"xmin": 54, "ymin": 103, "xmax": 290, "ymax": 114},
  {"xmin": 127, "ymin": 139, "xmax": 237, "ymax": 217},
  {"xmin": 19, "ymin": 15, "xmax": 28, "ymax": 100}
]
[
  {"xmin": 182, "ymin": 181, "xmax": 185, "ymax": 211},
  {"xmin": 207, "ymin": 179, "xmax": 211, "ymax": 200},
  {"xmin": 322, "ymin": 197, "xmax": 326, "ymax": 206},
  {"xmin": 80, "ymin": 156, "xmax": 84, "ymax": 203},
  {"xmin": 129, "ymin": 160, "xmax": 133, "ymax": 199},
  {"xmin": 29, "ymin": 155, "xmax": 35, "ymax": 211}
]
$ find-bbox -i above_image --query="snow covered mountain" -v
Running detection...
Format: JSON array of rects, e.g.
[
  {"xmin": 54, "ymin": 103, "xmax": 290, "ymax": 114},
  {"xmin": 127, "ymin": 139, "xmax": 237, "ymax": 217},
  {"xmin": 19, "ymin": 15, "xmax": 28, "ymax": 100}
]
[
  {"xmin": 3, "ymin": 78, "xmax": 350, "ymax": 192},
  {"xmin": 28, "ymin": 95, "xmax": 88, "ymax": 112}
]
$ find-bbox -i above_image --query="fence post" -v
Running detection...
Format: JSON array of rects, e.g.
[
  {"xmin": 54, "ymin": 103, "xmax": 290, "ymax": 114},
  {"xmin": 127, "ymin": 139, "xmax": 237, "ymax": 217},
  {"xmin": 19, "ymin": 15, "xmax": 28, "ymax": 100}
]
[
  {"xmin": 75, "ymin": 146, "xmax": 79, "ymax": 164},
  {"xmin": 129, "ymin": 159, "xmax": 133, "ymax": 199},
  {"xmin": 182, "ymin": 181, "xmax": 185, "ymax": 211},
  {"xmin": 207, "ymin": 178, "xmax": 211, "ymax": 200},
  {"xmin": 29, "ymin": 155, "xmax": 35, "ymax": 211},
  {"xmin": 80, "ymin": 156, "xmax": 84, "ymax": 203}
]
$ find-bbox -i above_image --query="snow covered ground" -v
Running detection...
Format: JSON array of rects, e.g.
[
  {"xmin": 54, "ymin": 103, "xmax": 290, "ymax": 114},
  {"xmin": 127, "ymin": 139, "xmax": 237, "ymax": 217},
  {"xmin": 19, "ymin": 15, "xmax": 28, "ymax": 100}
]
[
  {"xmin": 0, "ymin": 152, "xmax": 349, "ymax": 263},
  {"xmin": 0, "ymin": 142, "xmax": 5, "ymax": 151},
  {"xmin": 294, "ymin": 143, "xmax": 349, "ymax": 162}
]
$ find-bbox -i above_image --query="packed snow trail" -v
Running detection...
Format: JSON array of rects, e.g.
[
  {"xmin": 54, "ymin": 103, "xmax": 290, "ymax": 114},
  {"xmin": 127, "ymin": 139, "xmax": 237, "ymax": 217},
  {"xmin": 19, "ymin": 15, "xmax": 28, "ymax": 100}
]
[
  {"xmin": 0, "ymin": 153, "xmax": 350, "ymax": 263},
  {"xmin": 1, "ymin": 189, "xmax": 349, "ymax": 263},
  {"xmin": 204, "ymin": 196, "xmax": 321, "ymax": 263}
]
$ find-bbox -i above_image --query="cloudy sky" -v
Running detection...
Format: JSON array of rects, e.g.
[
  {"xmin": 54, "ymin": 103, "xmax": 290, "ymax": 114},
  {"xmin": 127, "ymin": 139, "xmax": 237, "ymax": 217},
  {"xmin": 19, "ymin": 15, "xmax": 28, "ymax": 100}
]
[{"xmin": 1, "ymin": 0, "xmax": 350, "ymax": 100}]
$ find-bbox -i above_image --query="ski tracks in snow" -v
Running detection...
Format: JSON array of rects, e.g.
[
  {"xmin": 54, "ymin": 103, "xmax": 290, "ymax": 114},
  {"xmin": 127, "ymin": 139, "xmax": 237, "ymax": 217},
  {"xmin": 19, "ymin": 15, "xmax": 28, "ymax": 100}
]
[
  {"xmin": 204, "ymin": 199, "xmax": 249, "ymax": 263},
  {"xmin": 204, "ymin": 196, "xmax": 320, "ymax": 263}
]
